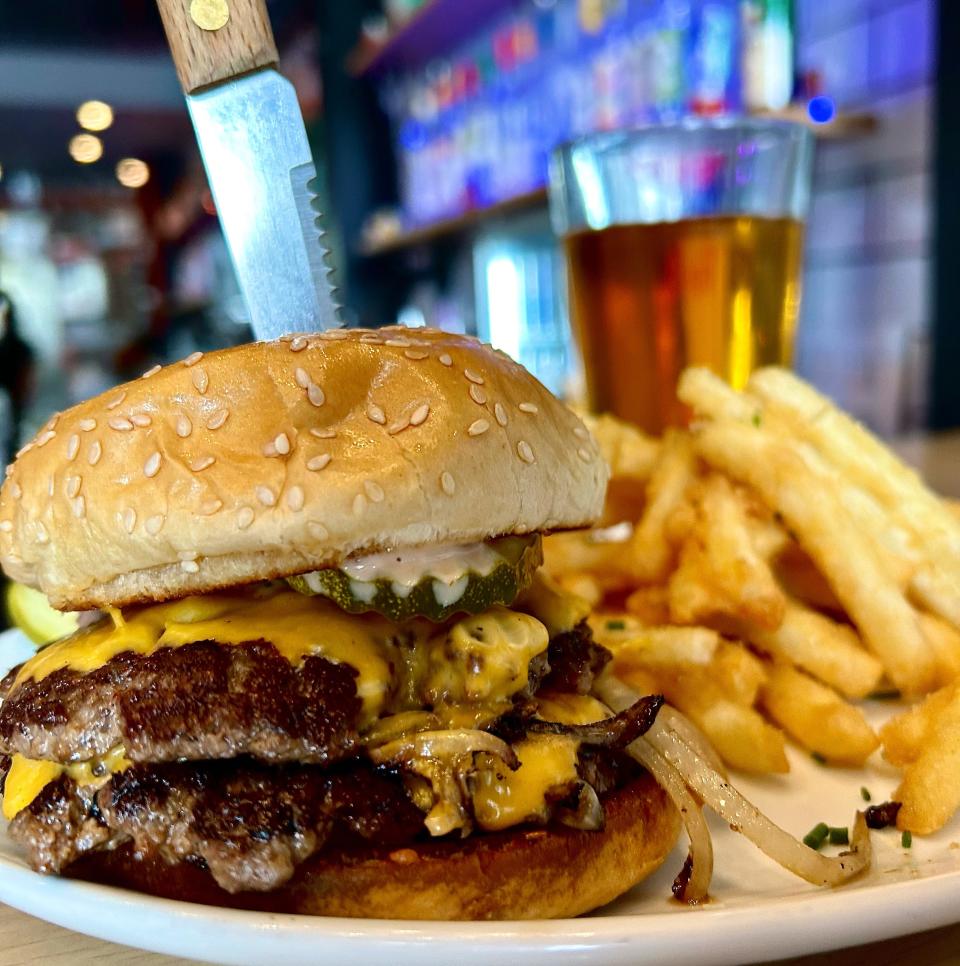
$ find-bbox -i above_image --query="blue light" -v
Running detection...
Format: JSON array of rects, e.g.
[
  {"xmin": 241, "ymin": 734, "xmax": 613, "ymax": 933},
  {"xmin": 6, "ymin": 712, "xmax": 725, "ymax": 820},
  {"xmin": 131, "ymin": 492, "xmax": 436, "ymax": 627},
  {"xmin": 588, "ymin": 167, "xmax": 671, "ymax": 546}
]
[{"xmin": 807, "ymin": 96, "xmax": 835, "ymax": 125}]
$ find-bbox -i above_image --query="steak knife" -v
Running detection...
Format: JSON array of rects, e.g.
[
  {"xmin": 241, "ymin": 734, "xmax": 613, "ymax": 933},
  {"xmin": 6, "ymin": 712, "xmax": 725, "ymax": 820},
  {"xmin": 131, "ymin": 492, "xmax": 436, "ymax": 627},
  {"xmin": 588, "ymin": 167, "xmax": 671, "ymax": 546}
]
[{"xmin": 156, "ymin": 0, "xmax": 341, "ymax": 339}]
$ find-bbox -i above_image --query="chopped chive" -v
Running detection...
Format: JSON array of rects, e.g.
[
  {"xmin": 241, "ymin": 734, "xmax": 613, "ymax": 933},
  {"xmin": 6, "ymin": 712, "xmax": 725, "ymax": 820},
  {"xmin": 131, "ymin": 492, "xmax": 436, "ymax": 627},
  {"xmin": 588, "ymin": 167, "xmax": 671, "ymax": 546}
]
[
  {"xmin": 860, "ymin": 786, "xmax": 872, "ymax": 802},
  {"xmin": 828, "ymin": 826, "xmax": 849, "ymax": 845},
  {"xmin": 902, "ymin": 830, "xmax": 912, "ymax": 849},
  {"xmin": 752, "ymin": 412, "xmax": 762, "ymax": 427},
  {"xmin": 811, "ymin": 752, "xmax": 827, "ymax": 765},
  {"xmin": 803, "ymin": 822, "xmax": 830, "ymax": 850},
  {"xmin": 606, "ymin": 619, "xmax": 626, "ymax": 631}
]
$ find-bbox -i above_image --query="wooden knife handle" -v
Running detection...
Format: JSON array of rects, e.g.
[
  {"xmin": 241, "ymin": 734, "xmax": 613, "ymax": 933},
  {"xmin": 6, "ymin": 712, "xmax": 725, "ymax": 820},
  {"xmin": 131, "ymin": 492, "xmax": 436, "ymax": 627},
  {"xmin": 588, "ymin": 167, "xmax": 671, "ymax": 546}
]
[{"xmin": 156, "ymin": 0, "xmax": 278, "ymax": 94}]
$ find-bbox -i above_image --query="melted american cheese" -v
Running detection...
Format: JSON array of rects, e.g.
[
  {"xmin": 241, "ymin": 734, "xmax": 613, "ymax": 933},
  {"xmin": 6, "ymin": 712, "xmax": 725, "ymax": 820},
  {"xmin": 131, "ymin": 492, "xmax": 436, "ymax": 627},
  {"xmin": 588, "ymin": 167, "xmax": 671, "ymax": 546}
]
[{"xmin": 3, "ymin": 746, "xmax": 131, "ymax": 820}]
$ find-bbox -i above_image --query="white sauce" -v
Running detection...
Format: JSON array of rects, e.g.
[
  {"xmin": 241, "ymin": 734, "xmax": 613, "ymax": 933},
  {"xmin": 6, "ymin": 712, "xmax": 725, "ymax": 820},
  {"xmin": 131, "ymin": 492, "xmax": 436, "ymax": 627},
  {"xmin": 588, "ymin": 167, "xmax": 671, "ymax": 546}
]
[{"xmin": 342, "ymin": 541, "xmax": 505, "ymax": 589}]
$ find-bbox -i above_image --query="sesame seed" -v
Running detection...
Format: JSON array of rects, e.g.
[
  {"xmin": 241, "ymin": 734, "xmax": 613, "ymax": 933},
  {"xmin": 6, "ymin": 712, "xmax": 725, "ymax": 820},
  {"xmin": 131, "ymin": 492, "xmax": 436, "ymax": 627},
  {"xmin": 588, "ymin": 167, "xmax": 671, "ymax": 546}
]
[
  {"xmin": 200, "ymin": 499, "xmax": 223, "ymax": 516},
  {"xmin": 109, "ymin": 417, "xmax": 134, "ymax": 432},
  {"xmin": 263, "ymin": 441, "xmax": 277, "ymax": 457},
  {"xmin": 43, "ymin": 414, "xmax": 60, "ymax": 432},
  {"xmin": 274, "ymin": 432, "xmax": 291, "ymax": 455},
  {"xmin": 387, "ymin": 417, "xmax": 410, "ymax": 435},
  {"xmin": 130, "ymin": 413, "xmax": 152, "ymax": 427},
  {"xmin": 142, "ymin": 364, "xmax": 161, "ymax": 379},
  {"xmin": 184, "ymin": 351, "xmax": 204, "ymax": 367},
  {"xmin": 175, "ymin": 416, "xmax": 192, "ymax": 438},
  {"xmin": 237, "ymin": 507, "xmax": 255, "ymax": 530},
  {"xmin": 123, "ymin": 508, "xmax": 136, "ymax": 534},
  {"xmin": 287, "ymin": 485, "xmax": 305, "ymax": 511},
  {"xmin": 36, "ymin": 430, "xmax": 56, "ymax": 447},
  {"xmin": 290, "ymin": 336, "xmax": 308, "ymax": 352},
  {"xmin": 295, "ymin": 367, "xmax": 311, "ymax": 389},
  {"xmin": 36, "ymin": 522, "xmax": 49, "ymax": 544},
  {"xmin": 577, "ymin": 447, "xmax": 592, "ymax": 462},
  {"xmin": 573, "ymin": 426, "xmax": 590, "ymax": 440},
  {"xmin": 518, "ymin": 402, "xmax": 539, "ymax": 414},
  {"xmin": 47, "ymin": 476, "xmax": 55, "ymax": 497},
  {"xmin": 404, "ymin": 349, "xmax": 429, "ymax": 361},
  {"xmin": 79, "ymin": 418, "xmax": 97, "ymax": 432},
  {"xmin": 467, "ymin": 419, "xmax": 490, "ymax": 436},
  {"xmin": 0, "ymin": 521, "xmax": 11, "ymax": 532},
  {"xmin": 366, "ymin": 404, "xmax": 386, "ymax": 425},
  {"xmin": 464, "ymin": 368, "xmax": 484, "ymax": 385},
  {"xmin": 8, "ymin": 481, "xmax": 21, "ymax": 500},
  {"xmin": 310, "ymin": 427, "xmax": 336, "ymax": 439},
  {"xmin": 145, "ymin": 514, "xmax": 165, "ymax": 535},
  {"xmin": 319, "ymin": 329, "xmax": 348, "ymax": 340},
  {"xmin": 307, "ymin": 384, "xmax": 326, "ymax": 407},
  {"xmin": 106, "ymin": 391, "xmax": 127, "ymax": 410},
  {"xmin": 364, "ymin": 480, "xmax": 385, "ymax": 503},
  {"xmin": 65, "ymin": 475, "xmax": 82, "ymax": 499},
  {"xmin": 192, "ymin": 368, "xmax": 209, "ymax": 394},
  {"xmin": 359, "ymin": 333, "xmax": 382, "ymax": 344},
  {"xmin": 144, "ymin": 451, "xmax": 162, "ymax": 478},
  {"xmin": 517, "ymin": 440, "xmax": 535, "ymax": 463},
  {"xmin": 15, "ymin": 442, "xmax": 33, "ymax": 458},
  {"xmin": 256, "ymin": 485, "xmax": 276, "ymax": 507},
  {"xmin": 409, "ymin": 402, "xmax": 430, "ymax": 426},
  {"xmin": 72, "ymin": 495, "xmax": 86, "ymax": 518},
  {"xmin": 181, "ymin": 560, "xmax": 200, "ymax": 573},
  {"xmin": 438, "ymin": 353, "xmax": 453, "ymax": 367},
  {"xmin": 469, "ymin": 384, "xmax": 487, "ymax": 406},
  {"xmin": 87, "ymin": 441, "xmax": 103, "ymax": 466},
  {"xmin": 206, "ymin": 409, "xmax": 229, "ymax": 430},
  {"xmin": 307, "ymin": 521, "xmax": 329, "ymax": 540},
  {"xmin": 307, "ymin": 454, "xmax": 331, "ymax": 471},
  {"xmin": 440, "ymin": 471, "xmax": 456, "ymax": 496},
  {"xmin": 385, "ymin": 338, "xmax": 411, "ymax": 348},
  {"xmin": 494, "ymin": 402, "xmax": 508, "ymax": 426},
  {"xmin": 190, "ymin": 455, "xmax": 215, "ymax": 472},
  {"xmin": 66, "ymin": 434, "xmax": 80, "ymax": 461},
  {"xmin": 353, "ymin": 493, "xmax": 367, "ymax": 515}
]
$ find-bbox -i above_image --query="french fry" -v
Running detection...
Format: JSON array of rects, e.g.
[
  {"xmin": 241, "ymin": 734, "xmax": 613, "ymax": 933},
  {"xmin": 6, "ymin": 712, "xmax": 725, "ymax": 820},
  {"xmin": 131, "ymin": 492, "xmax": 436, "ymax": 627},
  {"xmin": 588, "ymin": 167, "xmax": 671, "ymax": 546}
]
[
  {"xmin": 626, "ymin": 430, "xmax": 696, "ymax": 582},
  {"xmin": 693, "ymin": 419, "xmax": 937, "ymax": 695},
  {"xmin": 668, "ymin": 475, "xmax": 785, "ymax": 630},
  {"xmin": 773, "ymin": 545, "xmax": 844, "ymax": 614},
  {"xmin": 678, "ymin": 366, "xmax": 765, "ymax": 425},
  {"xmin": 711, "ymin": 640, "xmax": 768, "ymax": 706},
  {"xmin": 604, "ymin": 625, "xmax": 720, "ymax": 668},
  {"xmin": 880, "ymin": 681, "xmax": 960, "ymax": 767},
  {"xmin": 748, "ymin": 367, "xmax": 960, "ymax": 630},
  {"xmin": 654, "ymin": 668, "xmax": 789, "ymax": 773},
  {"xmin": 739, "ymin": 598, "xmax": 883, "ymax": 700},
  {"xmin": 624, "ymin": 585, "xmax": 672, "ymax": 625},
  {"xmin": 759, "ymin": 664, "xmax": 879, "ymax": 766},
  {"xmin": 555, "ymin": 572, "xmax": 603, "ymax": 609},
  {"xmin": 918, "ymin": 612, "xmax": 960, "ymax": 686},
  {"xmin": 584, "ymin": 412, "xmax": 661, "ymax": 482},
  {"xmin": 884, "ymin": 682, "xmax": 960, "ymax": 833}
]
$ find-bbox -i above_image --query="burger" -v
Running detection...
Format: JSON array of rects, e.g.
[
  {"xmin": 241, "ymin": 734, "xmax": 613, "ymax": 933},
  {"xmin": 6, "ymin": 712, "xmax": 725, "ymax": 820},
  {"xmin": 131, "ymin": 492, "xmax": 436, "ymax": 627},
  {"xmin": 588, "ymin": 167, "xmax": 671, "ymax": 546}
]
[{"xmin": 0, "ymin": 328, "xmax": 678, "ymax": 919}]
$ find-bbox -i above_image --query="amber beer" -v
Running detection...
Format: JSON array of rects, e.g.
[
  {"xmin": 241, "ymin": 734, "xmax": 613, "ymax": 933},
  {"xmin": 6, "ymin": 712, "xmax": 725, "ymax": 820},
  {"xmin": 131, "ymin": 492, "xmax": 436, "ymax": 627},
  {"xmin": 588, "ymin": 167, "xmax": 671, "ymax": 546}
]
[{"xmin": 564, "ymin": 215, "xmax": 804, "ymax": 433}]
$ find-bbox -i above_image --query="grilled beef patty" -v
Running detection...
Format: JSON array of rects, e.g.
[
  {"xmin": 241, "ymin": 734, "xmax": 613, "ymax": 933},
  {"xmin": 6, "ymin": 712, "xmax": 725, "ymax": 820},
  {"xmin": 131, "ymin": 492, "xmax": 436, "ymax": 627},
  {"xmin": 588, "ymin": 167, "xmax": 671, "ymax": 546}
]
[{"xmin": 0, "ymin": 624, "xmax": 602, "ymax": 767}]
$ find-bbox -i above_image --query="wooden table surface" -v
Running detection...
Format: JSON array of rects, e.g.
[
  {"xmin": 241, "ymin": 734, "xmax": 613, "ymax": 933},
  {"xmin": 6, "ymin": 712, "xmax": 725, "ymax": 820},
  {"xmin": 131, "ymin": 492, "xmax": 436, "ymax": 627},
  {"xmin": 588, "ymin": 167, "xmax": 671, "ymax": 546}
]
[{"xmin": 1, "ymin": 432, "xmax": 958, "ymax": 966}]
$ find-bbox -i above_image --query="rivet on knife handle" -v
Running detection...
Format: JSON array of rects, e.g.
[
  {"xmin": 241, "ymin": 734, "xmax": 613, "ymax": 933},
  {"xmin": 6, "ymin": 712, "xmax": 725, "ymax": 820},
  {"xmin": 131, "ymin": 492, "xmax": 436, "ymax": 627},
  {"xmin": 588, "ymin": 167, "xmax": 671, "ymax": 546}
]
[{"xmin": 156, "ymin": 0, "xmax": 277, "ymax": 94}]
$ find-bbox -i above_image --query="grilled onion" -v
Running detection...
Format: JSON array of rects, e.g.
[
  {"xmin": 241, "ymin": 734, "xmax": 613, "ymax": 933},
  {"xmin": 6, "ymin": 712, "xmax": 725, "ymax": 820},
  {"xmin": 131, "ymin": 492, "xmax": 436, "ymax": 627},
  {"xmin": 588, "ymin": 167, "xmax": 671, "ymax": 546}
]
[{"xmin": 368, "ymin": 729, "xmax": 520, "ymax": 769}]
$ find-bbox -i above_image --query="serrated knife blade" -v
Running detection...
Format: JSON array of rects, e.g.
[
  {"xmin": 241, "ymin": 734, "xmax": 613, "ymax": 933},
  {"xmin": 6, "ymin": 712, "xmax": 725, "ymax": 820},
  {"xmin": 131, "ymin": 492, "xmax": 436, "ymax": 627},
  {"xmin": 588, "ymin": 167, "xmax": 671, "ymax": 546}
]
[{"xmin": 156, "ymin": 1, "xmax": 341, "ymax": 340}]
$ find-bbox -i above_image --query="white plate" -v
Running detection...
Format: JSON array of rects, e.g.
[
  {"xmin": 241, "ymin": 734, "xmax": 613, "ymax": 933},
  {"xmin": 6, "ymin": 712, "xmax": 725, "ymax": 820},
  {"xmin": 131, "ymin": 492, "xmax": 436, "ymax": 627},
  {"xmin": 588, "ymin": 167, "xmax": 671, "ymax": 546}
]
[{"xmin": 1, "ymin": 627, "xmax": 960, "ymax": 965}]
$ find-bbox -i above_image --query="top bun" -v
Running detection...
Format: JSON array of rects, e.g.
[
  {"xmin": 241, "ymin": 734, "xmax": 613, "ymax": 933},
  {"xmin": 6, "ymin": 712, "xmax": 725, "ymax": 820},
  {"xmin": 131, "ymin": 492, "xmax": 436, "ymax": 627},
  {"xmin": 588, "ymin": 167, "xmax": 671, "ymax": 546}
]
[{"xmin": 0, "ymin": 328, "xmax": 607, "ymax": 611}]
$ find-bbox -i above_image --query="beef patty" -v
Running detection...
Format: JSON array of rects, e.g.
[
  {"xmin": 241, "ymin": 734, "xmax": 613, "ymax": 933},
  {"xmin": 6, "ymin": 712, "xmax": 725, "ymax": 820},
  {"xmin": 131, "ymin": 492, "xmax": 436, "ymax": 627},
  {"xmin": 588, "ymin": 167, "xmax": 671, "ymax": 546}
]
[
  {"xmin": 0, "ymin": 624, "xmax": 603, "ymax": 767},
  {"xmin": 9, "ymin": 747, "xmax": 639, "ymax": 894}
]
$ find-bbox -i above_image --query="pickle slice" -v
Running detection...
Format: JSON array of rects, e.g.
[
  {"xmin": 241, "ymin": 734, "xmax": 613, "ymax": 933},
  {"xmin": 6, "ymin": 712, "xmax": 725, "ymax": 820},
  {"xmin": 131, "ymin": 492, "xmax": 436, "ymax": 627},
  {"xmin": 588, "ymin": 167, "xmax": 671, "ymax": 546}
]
[
  {"xmin": 5, "ymin": 583, "xmax": 80, "ymax": 646},
  {"xmin": 287, "ymin": 535, "xmax": 542, "ymax": 622}
]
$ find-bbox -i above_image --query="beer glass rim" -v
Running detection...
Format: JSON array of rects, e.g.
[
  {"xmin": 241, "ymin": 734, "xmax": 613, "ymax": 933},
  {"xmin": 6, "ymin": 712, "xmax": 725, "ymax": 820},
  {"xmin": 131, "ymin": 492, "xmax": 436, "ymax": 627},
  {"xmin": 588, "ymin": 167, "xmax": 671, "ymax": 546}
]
[{"xmin": 552, "ymin": 115, "xmax": 813, "ymax": 162}]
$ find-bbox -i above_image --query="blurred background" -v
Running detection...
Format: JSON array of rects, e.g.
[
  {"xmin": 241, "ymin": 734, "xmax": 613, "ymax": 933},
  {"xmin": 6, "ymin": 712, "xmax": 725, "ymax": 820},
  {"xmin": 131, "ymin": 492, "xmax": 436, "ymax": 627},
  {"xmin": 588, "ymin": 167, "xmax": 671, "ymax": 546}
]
[{"xmin": 0, "ymin": 0, "xmax": 950, "ymax": 470}]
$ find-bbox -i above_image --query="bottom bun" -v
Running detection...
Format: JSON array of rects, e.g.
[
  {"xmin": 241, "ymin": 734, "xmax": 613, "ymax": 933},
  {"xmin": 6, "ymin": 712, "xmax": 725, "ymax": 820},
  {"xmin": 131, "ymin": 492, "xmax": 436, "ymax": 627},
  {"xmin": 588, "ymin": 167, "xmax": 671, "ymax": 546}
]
[{"xmin": 68, "ymin": 773, "xmax": 678, "ymax": 920}]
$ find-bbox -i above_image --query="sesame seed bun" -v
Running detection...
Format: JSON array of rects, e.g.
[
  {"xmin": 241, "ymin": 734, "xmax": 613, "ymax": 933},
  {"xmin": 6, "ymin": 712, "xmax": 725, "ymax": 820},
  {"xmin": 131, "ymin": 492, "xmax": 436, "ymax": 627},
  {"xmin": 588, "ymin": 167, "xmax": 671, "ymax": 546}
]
[
  {"xmin": 67, "ymin": 774, "xmax": 678, "ymax": 919},
  {"xmin": 0, "ymin": 328, "xmax": 607, "ymax": 611}
]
